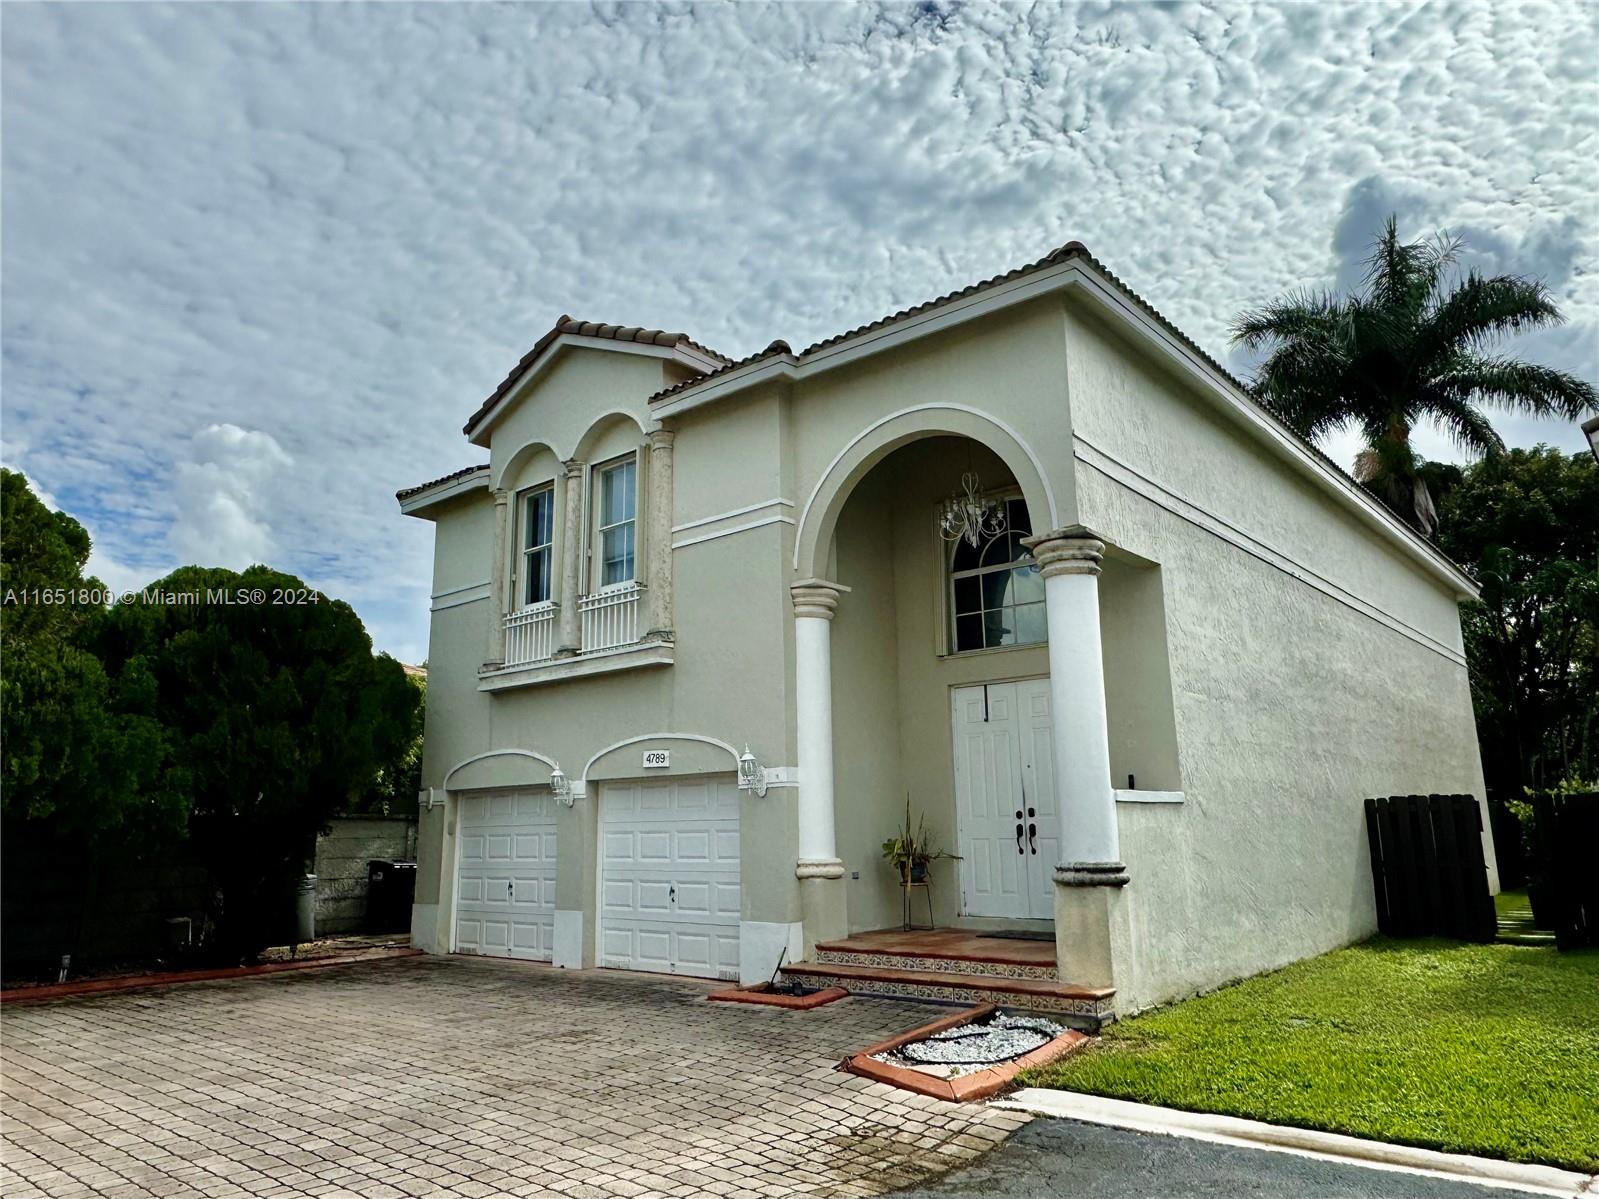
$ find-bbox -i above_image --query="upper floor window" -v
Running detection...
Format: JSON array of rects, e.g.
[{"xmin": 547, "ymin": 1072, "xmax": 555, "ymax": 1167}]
[
  {"xmin": 594, "ymin": 456, "xmax": 637, "ymax": 588},
  {"xmin": 948, "ymin": 497, "xmax": 1043, "ymax": 653},
  {"xmin": 520, "ymin": 485, "xmax": 555, "ymax": 606}
]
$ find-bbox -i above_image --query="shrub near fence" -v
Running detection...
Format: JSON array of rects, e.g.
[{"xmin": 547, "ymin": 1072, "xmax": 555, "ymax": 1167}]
[
  {"xmin": 1530, "ymin": 791, "xmax": 1599, "ymax": 950},
  {"xmin": 1364, "ymin": 794, "xmax": 1496, "ymax": 942}
]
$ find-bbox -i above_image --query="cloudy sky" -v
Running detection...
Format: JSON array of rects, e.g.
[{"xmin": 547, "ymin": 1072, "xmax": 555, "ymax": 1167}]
[{"xmin": 4, "ymin": 2, "xmax": 1596, "ymax": 662}]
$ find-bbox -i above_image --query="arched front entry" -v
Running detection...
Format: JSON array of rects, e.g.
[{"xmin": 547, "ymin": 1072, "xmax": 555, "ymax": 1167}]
[
  {"xmin": 782, "ymin": 416, "xmax": 1126, "ymax": 986},
  {"xmin": 791, "ymin": 403, "xmax": 1060, "ymax": 581}
]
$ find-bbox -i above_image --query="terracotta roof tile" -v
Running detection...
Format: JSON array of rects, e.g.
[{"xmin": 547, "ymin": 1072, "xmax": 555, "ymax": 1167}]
[
  {"xmin": 647, "ymin": 338, "xmax": 799, "ymax": 405},
  {"xmin": 636, "ymin": 240, "xmax": 1472, "ymax": 583},
  {"xmin": 463, "ymin": 316, "xmax": 729, "ymax": 436},
  {"xmin": 396, "ymin": 463, "xmax": 488, "ymax": 502},
  {"xmin": 643, "ymin": 244, "xmax": 1088, "ymax": 406},
  {"xmin": 800, "ymin": 242, "xmax": 1089, "ymax": 356}
]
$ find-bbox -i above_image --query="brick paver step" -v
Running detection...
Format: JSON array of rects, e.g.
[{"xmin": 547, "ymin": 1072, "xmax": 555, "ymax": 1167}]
[{"xmin": 780, "ymin": 960, "xmax": 1115, "ymax": 1023}]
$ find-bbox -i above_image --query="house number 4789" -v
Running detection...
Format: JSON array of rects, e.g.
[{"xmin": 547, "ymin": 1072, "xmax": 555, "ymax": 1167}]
[{"xmin": 642, "ymin": 750, "xmax": 671, "ymax": 769}]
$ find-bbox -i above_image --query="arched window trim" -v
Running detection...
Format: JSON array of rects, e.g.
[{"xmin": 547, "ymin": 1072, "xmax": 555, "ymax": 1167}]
[{"xmin": 946, "ymin": 491, "xmax": 1045, "ymax": 654}]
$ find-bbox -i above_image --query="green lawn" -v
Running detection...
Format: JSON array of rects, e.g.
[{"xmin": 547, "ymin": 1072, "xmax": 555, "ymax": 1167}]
[{"xmin": 1023, "ymin": 938, "xmax": 1599, "ymax": 1170}]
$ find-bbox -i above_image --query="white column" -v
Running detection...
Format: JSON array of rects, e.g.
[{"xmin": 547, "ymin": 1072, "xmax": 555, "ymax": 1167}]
[
  {"xmin": 488, "ymin": 488, "xmax": 511, "ymax": 666},
  {"xmin": 1023, "ymin": 527, "xmax": 1125, "ymax": 882},
  {"xmin": 554, "ymin": 459, "xmax": 585, "ymax": 657},
  {"xmin": 791, "ymin": 579, "xmax": 849, "ymax": 953},
  {"xmin": 791, "ymin": 580, "xmax": 848, "ymax": 874},
  {"xmin": 643, "ymin": 428, "xmax": 675, "ymax": 641}
]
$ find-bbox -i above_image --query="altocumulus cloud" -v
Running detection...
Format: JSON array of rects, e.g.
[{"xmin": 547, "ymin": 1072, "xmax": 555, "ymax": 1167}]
[{"xmin": 2, "ymin": 1, "xmax": 1595, "ymax": 659}]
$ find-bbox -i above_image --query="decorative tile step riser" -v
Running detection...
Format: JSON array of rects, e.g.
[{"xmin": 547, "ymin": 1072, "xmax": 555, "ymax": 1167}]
[
  {"xmin": 814, "ymin": 948, "xmax": 1058, "ymax": 981},
  {"xmin": 783, "ymin": 970, "xmax": 1112, "ymax": 1020}
]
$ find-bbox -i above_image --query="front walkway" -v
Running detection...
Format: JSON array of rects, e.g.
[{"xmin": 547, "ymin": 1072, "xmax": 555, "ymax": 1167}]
[{"xmin": 0, "ymin": 955, "xmax": 1029, "ymax": 1199}]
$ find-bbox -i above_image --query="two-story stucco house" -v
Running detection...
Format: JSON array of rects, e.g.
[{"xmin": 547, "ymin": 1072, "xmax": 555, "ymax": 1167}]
[{"xmin": 397, "ymin": 241, "xmax": 1493, "ymax": 1021}]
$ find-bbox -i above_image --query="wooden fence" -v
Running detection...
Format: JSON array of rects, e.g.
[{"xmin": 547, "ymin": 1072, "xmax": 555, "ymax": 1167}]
[
  {"xmin": 1364, "ymin": 794, "xmax": 1496, "ymax": 942},
  {"xmin": 1530, "ymin": 791, "xmax": 1599, "ymax": 950}
]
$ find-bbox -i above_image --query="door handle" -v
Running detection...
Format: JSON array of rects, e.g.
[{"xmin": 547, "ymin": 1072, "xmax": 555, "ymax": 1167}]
[
  {"xmin": 1028, "ymin": 823, "xmax": 1038, "ymax": 854},
  {"xmin": 669, "ymin": 885, "xmax": 676, "ymax": 903},
  {"xmin": 1015, "ymin": 823, "xmax": 1025, "ymax": 854},
  {"xmin": 507, "ymin": 880, "xmax": 514, "ymax": 898}
]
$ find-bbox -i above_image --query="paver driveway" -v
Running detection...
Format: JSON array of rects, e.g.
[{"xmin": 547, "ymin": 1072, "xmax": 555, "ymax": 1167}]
[{"xmin": 1, "ymin": 954, "xmax": 1029, "ymax": 1198}]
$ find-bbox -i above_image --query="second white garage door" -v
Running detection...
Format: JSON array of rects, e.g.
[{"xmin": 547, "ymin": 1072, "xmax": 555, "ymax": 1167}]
[
  {"xmin": 454, "ymin": 789, "xmax": 558, "ymax": 960},
  {"xmin": 600, "ymin": 775, "xmax": 740, "ymax": 980}
]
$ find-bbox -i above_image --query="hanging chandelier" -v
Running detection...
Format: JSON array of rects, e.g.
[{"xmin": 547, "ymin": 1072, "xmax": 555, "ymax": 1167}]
[{"xmin": 938, "ymin": 472, "xmax": 1007, "ymax": 548}]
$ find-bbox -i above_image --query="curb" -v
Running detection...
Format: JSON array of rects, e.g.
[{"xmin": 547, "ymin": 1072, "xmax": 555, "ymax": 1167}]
[
  {"xmin": 995, "ymin": 1090, "xmax": 1597, "ymax": 1198},
  {"xmin": 0, "ymin": 948, "xmax": 422, "ymax": 1004}
]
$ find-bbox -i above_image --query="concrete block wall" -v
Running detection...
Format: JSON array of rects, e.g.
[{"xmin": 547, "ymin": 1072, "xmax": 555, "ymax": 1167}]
[{"xmin": 313, "ymin": 817, "xmax": 417, "ymax": 935}]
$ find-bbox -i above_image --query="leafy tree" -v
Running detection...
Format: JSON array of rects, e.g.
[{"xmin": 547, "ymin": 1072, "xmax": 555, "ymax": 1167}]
[
  {"xmin": 1232, "ymin": 218, "xmax": 1597, "ymax": 534},
  {"xmin": 1, "ymin": 469, "xmax": 176, "ymax": 840},
  {"xmin": 92, "ymin": 565, "xmax": 421, "ymax": 960},
  {"xmin": 1435, "ymin": 447, "xmax": 1599, "ymax": 798},
  {"xmin": 357, "ymin": 668, "xmax": 425, "ymax": 816}
]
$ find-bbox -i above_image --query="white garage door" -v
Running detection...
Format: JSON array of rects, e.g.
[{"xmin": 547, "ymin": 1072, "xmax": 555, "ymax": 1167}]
[
  {"xmin": 600, "ymin": 775, "xmax": 740, "ymax": 980},
  {"xmin": 454, "ymin": 790, "xmax": 558, "ymax": 960}
]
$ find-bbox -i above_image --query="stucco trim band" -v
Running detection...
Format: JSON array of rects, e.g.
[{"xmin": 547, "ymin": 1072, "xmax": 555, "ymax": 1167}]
[
  {"xmin": 1114, "ymin": 790, "xmax": 1185, "ymax": 805},
  {"xmin": 431, "ymin": 582, "xmax": 491, "ymax": 612},
  {"xmin": 672, "ymin": 497, "xmax": 795, "ymax": 533},
  {"xmin": 1055, "ymin": 862, "xmax": 1131, "ymax": 887},
  {"xmin": 1075, "ymin": 436, "xmax": 1470, "ymax": 667},
  {"xmin": 672, "ymin": 513, "xmax": 796, "ymax": 550},
  {"xmin": 477, "ymin": 641, "xmax": 674, "ymax": 691}
]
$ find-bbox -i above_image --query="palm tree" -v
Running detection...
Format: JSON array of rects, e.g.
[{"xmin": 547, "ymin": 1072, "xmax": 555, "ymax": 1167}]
[{"xmin": 1232, "ymin": 217, "xmax": 1597, "ymax": 535}]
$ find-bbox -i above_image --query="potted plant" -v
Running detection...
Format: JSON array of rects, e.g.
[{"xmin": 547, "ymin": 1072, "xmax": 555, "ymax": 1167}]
[{"xmin": 881, "ymin": 796, "xmax": 958, "ymax": 884}]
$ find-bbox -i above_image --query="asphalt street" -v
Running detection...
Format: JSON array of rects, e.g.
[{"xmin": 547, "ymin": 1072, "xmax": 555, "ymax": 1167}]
[{"xmin": 891, "ymin": 1118, "xmax": 1559, "ymax": 1199}]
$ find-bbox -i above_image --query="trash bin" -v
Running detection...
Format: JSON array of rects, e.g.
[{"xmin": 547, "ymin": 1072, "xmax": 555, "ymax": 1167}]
[
  {"xmin": 367, "ymin": 859, "xmax": 418, "ymax": 933},
  {"xmin": 295, "ymin": 875, "xmax": 317, "ymax": 944}
]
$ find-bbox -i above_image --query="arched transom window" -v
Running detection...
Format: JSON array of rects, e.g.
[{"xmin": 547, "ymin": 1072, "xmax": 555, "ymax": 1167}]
[{"xmin": 948, "ymin": 496, "xmax": 1044, "ymax": 653}]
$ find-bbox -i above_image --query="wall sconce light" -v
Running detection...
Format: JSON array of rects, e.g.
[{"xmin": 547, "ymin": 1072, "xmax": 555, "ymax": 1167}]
[
  {"xmin": 550, "ymin": 765, "xmax": 573, "ymax": 806},
  {"xmin": 738, "ymin": 745, "xmax": 768, "ymax": 798}
]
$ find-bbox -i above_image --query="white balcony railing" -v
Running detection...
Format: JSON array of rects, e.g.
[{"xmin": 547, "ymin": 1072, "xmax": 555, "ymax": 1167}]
[
  {"xmin": 503, "ymin": 601, "xmax": 557, "ymax": 667},
  {"xmin": 579, "ymin": 581, "xmax": 643, "ymax": 652}
]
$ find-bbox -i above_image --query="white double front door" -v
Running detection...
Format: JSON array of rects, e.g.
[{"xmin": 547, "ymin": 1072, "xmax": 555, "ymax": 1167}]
[{"xmin": 952, "ymin": 678, "xmax": 1060, "ymax": 920}]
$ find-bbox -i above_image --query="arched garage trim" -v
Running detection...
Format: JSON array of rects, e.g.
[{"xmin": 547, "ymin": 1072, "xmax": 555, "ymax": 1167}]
[
  {"xmin": 443, "ymin": 748, "xmax": 562, "ymax": 792},
  {"xmin": 792, "ymin": 403, "xmax": 1060, "ymax": 576},
  {"xmin": 580, "ymin": 733, "xmax": 741, "ymax": 785}
]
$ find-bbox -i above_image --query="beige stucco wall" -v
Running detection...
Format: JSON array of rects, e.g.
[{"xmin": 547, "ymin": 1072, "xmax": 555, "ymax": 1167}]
[
  {"xmin": 1062, "ymin": 296, "xmax": 1489, "ymax": 1012},
  {"xmin": 787, "ymin": 299, "xmax": 1078, "ymax": 580},
  {"xmin": 487, "ymin": 349, "xmax": 666, "ymax": 482},
  {"xmin": 413, "ymin": 356, "xmax": 803, "ymax": 969},
  {"xmin": 409, "ymin": 290, "xmax": 1487, "ymax": 1008},
  {"xmin": 828, "ymin": 435, "xmax": 1190, "ymax": 933}
]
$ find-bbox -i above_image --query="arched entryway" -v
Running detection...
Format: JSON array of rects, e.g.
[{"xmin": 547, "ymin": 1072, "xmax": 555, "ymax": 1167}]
[{"xmin": 784, "ymin": 419, "xmax": 1127, "ymax": 977}]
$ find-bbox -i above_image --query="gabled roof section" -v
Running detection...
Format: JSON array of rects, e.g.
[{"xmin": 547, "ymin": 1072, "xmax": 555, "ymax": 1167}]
[
  {"xmin": 645, "ymin": 245, "xmax": 1086, "ymax": 406},
  {"xmin": 640, "ymin": 240, "xmax": 1477, "ymax": 598},
  {"xmin": 463, "ymin": 316, "xmax": 729, "ymax": 438}
]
